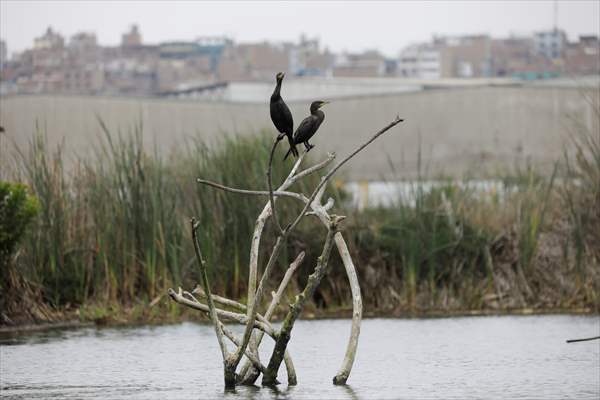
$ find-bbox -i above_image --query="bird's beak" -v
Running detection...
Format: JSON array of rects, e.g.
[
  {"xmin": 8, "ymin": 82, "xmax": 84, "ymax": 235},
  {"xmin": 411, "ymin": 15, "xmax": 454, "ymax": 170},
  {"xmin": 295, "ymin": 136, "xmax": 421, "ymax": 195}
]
[{"xmin": 320, "ymin": 101, "xmax": 330, "ymax": 108}]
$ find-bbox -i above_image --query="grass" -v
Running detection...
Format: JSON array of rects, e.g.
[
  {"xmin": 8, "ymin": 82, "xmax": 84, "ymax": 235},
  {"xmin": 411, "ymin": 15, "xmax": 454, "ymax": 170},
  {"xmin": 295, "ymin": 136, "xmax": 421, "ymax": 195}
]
[
  {"xmin": 5, "ymin": 122, "xmax": 338, "ymax": 312},
  {"xmin": 347, "ymin": 184, "xmax": 492, "ymax": 308},
  {"xmin": 1, "ymin": 114, "xmax": 598, "ymax": 324},
  {"xmin": 560, "ymin": 98, "xmax": 600, "ymax": 306}
]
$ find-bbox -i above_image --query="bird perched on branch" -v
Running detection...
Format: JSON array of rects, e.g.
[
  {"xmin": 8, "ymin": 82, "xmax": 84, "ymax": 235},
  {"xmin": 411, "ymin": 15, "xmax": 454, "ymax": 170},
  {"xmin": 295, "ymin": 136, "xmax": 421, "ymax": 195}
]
[
  {"xmin": 270, "ymin": 72, "xmax": 298, "ymax": 158},
  {"xmin": 284, "ymin": 100, "xmax": 329, "ymax": 160}
]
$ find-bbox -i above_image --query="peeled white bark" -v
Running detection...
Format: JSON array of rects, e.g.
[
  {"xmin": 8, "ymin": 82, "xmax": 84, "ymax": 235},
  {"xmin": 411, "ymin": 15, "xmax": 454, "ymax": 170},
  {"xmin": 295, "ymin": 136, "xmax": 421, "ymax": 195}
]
[{"xmin": 332, "ymin": 232, "xmax": 362, "ymax": 385}]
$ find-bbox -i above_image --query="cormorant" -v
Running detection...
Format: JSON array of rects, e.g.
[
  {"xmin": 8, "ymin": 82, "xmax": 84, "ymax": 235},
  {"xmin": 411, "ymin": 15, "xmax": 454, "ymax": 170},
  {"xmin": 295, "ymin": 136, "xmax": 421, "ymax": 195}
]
[
  {"xmin": 270, "ymin": 72, "xmax": 298, "ymax": 158},
  {"xmin": 284, "ymin": 100, "xmax": 329, "ymax": 160}
]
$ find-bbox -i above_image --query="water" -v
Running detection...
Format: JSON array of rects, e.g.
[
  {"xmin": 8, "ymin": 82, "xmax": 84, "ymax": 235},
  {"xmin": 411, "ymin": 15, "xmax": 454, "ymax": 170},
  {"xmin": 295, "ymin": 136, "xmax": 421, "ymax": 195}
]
[{"xmin": 1, "ymin": 316, "xmax": 598, "ymax": 399}]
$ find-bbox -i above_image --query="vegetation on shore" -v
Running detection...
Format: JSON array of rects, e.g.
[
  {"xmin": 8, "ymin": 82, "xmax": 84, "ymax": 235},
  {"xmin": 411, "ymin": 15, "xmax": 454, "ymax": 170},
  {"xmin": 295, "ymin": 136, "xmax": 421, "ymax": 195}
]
[{"xmin": 0, "ymin": 115, "xmax": 598, "ymax": 327}]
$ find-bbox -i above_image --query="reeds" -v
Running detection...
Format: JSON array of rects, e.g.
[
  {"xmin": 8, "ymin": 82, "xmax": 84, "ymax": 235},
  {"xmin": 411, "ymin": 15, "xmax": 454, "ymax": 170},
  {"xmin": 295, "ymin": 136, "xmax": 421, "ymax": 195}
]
[
  {"xmin": 8, "ymin": 123, "xmax": 331, "ymax": 310},
  {"xmin": 2, "ymin": 114, "xmax": 598, "ymax": 319},
  {"xmin": 560, "ymin": 95, "xmax": 600, "ymax": 308}
]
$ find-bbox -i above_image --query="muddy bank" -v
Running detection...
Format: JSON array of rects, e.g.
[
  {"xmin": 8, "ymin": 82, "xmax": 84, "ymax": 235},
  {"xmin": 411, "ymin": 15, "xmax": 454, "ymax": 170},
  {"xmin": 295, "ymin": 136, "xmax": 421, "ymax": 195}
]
[{"xmin": 1, "ymin": 301, "xmax": 597, "ymax": 335}]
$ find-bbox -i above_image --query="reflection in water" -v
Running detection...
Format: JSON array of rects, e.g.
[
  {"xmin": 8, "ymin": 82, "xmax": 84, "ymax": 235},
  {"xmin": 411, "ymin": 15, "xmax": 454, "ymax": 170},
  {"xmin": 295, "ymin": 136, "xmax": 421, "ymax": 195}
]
[
  {"xmin": 224, "ymin": 380, "xmax": 298, "ymax": 400},
  {"xmin": 340, "ymin": 384, "xmax": 360, "ymax": 400},
  {"xmin": 1, "ymin": 316, "xmax": 599, "ymax": 399}
]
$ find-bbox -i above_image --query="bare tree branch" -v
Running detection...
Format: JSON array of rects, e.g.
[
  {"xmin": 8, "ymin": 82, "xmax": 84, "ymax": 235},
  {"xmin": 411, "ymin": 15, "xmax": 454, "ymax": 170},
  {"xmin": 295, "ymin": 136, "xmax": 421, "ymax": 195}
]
[
  {"xmin": 291, "ymin": 191, "xmax": 363, "ymax": 385},
  {"xmin": 267, "ymin": 137, "xmax": 284, "ymax": 234},
  {"xmin": 262, "ymin": 217, "xmax": 342, "ymax": 386},
  {"xmin": 191, "ymin": 289, "xmax": 273, "ymax": 327},
  {"xmin": 265, "ymin": 251, "xmax": 305, "ymax": 320},
  {"xmin": 287, "ymin": 150, "xmax": 308, "ymax": 178},
  {"xmin": 196, "ymin": 150, "xmax": 334, "ymax": 202},
  {"xmin": 228, "ymin": 235, "xmax": 284, "ymax": 369},
  {"xmin": 167, "ymin": 288, "xmax": 276, "ymax": 338},
  {"xmin": 219, "ymin": 322, "xmax": 270, "ymax": 376},
  {"xmin": 566, "ymin": 336, "xmax": 600, "ymax": 343},
  {"xmin": 286, "ymin": 116, "xmax": 404, "ymax": 233},
  {"xmin": 196, "ymin": 179, "xmax": 308, "ymax": 202},
  {"xmin": 332, "ymin": 233, "xmax": 362, "ymax": 385},
  {"xmin": 191, "ymin": 219, "xmax": 229, "ymax": 360},
  {"xmin": 239, "ymin": 251, "xmax": 305, "ymax": 385},
  {"xmin": 285, "ymin": 187, "xmax": 363, "ymax": 385},
  {"xmin": 192, "ymin": 287, "xmax": 247, "ymax": 311},
  {"xmin": 286, "ymin": 152, "xmax": 336, "ymax": 186}
]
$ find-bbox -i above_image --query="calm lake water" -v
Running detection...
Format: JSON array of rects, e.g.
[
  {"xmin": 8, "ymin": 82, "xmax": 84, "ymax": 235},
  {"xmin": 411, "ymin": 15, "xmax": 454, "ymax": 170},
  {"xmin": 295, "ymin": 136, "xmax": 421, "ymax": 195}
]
[{"xmin": 1, "ymin": 315, "xmax": 598, "ymax": 399}]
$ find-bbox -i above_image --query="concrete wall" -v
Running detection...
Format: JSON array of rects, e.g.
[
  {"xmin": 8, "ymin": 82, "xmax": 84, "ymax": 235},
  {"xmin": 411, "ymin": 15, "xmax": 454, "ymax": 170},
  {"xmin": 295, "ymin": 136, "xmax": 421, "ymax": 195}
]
[{"xmin": 1, "ymin": 86, "xmax": 597, "ymax": 180}]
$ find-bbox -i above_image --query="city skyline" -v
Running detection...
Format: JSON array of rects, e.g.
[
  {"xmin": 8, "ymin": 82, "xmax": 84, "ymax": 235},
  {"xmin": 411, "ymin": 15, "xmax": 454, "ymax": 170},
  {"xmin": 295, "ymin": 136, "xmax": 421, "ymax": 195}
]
[{"xmin": 1, "ymin": 1, "xmax": 599, "ymax": 58}]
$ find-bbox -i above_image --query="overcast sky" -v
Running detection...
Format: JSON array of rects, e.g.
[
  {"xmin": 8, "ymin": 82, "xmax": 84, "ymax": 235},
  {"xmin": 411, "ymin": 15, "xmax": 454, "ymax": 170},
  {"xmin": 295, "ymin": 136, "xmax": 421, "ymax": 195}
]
[{"xmin": 1, "ymin": 1, "xmax": 599, "ymax": 57}]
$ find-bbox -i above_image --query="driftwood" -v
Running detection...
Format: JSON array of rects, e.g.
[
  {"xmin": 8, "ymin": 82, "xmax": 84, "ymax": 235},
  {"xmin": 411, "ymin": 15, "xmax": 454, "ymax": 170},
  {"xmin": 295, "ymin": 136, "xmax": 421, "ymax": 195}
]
[{"xmin": 168, "ymin": 116, "xmax": 403, "ymax": 389}]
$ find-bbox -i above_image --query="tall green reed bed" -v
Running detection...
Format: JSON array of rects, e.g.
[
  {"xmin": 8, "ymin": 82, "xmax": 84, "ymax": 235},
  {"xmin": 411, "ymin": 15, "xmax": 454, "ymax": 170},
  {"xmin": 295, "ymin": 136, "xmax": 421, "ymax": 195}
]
[
  {"xmin": 2, "ymin": 119, "xmax": 598, "ymax": 322},
  {"xmin": 327, "ymin": 163, "xmax": 596, "ymax": 313},
  {"xmin": 8, "ymin": 124, "xmax": 332, "ymax": 313},
  {"xmin": 561, "ymin": 103, "xmax": 600, "ymax": 307}
]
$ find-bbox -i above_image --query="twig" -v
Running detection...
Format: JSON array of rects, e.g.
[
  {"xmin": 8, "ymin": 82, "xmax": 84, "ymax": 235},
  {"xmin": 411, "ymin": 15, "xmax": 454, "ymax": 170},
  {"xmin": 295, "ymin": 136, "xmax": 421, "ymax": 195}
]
[
  {"xmin": 265, "ymin": 251, "xmax": 305, "ymax": 319},
  {"xmin": 286, "ymin": 116, "xmax": 404, "ymax": 233},
  {"xmin": 181, "ymin": 291, "xmax": 277, "ymax": 336},
  {"xmin": 191, "ymin": 218, "xmax": 229, "ymax": 360},
  {"xmin": 192, "ymin": 287, "xmax": 247, "ymax": 311},
  {"xmin": 566, "ymin": 336, "xmax": 600, "ymax": 343},
  {"xmin": 267, "ymin": 137, "xmax": 284, "ymax": 234},
  {"xmin": 168, "ymin": 288, "xmax": 276, "ymax": 337},
  {"xmin": 196, "ymin": 151, "xmax": 333, "ymax": 203},
  {"xmin": 286, "ymin": 152, "xmax": 336, "ymax": 186},
  {"xmin": 190, "ymin": 289, "xmax": 272, "ymax": 327},
  {"xmin": 196, "ymin": 179, "xmax": 308, "ymax": 202},
  {"xmin": 287, "ymin": 150, "xmax": 309, "ymax": 178}
]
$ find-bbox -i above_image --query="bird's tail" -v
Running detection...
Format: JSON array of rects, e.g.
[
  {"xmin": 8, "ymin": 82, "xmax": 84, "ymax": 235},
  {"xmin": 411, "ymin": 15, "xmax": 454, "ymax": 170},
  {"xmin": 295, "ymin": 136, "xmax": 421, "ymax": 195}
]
[{"xmin": 284, "ymin": 134, "xmax": 298, "ymax": 160}]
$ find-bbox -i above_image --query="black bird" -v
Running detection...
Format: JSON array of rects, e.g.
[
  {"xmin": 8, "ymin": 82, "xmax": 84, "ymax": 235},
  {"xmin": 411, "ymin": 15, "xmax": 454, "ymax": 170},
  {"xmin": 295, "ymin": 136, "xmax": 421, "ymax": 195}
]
[
  {"xmin": 284, "ymin": 100, "xmax": 329, "ymax": 160},
  {"xmin": 270, "ymin": 72, "xmax": 298, "ymax": 158}
]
